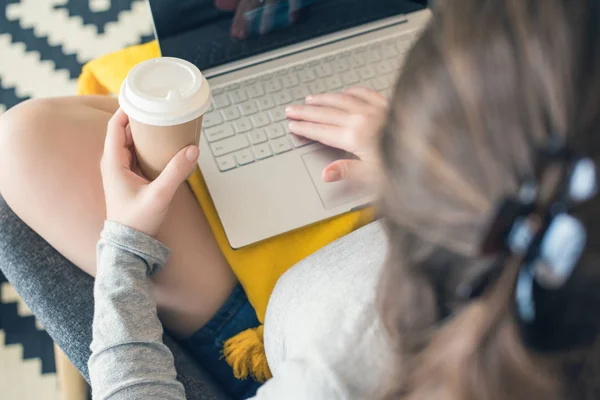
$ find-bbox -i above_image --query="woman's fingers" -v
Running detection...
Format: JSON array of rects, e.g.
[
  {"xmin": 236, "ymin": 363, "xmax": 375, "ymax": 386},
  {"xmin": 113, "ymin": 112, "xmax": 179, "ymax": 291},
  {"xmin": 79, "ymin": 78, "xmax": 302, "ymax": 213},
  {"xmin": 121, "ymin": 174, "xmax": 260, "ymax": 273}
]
[
  {"xmin": 286, "ymin": 104, "xmax": 349, "ymax": 126},
  {"xmin": 344, "ymin": 86, "xmax": 389, "ymax": 109},
  {"xmin": 288, "ymin": 121, "xmax": 352, "ymax": 151},
  {"xmin": 101, "ymin": 108, "xmax": 131, "ymax": 175},
  {"xmin": 304, "ymin": 92, "xmax": 367, "ymax": 113},
  {"xmin": 149, "ymin": 146, "xmax": 199, "ymax": 211},
  {"xmin": 323, "ymin": 159, "xmax": 371, "ymax": 183}
]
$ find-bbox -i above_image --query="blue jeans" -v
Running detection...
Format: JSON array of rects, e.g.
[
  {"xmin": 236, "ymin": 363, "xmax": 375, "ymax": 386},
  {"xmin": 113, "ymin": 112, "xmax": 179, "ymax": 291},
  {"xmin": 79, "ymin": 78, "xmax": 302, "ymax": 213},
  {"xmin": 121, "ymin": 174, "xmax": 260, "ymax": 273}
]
[{"xmin": 183, "ymin": 285, "xmax": 263, "ymax": 400}]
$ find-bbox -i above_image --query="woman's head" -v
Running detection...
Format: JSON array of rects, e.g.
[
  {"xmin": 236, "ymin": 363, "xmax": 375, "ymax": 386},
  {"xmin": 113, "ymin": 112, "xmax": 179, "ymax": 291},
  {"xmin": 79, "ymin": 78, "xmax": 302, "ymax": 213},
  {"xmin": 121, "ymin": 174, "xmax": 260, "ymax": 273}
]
[{"xmin": 378, "ymin": 0, "xmax": 600, "ymax": 399}]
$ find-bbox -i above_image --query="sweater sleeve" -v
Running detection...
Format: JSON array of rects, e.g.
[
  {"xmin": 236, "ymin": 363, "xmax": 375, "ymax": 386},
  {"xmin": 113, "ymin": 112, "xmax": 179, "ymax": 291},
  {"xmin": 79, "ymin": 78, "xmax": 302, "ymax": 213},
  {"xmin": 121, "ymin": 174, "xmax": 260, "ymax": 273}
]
[{"xmin": 88, "ymin": 221, "xmax": 186, "ymax": 400}]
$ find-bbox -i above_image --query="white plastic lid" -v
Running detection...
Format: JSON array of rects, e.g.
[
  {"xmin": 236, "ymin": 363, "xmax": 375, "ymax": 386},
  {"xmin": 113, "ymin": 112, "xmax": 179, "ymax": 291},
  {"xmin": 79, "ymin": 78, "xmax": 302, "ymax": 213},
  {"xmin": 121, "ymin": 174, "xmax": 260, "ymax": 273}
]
[{"xmin": 119, "ymin": 57, "xmax": 212, "ymax": 126}]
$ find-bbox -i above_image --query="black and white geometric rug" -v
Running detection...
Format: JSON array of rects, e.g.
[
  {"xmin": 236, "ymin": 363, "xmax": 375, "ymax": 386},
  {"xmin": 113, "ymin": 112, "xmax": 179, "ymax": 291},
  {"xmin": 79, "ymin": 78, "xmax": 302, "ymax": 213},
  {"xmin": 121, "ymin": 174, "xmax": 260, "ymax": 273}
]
[{"xmin": 0, "ymin": 1, "xmax": 154, "ymax": 398}]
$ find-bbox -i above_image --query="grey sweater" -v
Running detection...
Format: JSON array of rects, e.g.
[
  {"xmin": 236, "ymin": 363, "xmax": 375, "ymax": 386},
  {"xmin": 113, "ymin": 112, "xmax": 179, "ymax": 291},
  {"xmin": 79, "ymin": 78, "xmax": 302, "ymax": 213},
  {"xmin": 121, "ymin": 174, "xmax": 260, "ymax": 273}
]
[{"xmin": 90, "ymin": 220, "xmax": 392, "ymax": 399}]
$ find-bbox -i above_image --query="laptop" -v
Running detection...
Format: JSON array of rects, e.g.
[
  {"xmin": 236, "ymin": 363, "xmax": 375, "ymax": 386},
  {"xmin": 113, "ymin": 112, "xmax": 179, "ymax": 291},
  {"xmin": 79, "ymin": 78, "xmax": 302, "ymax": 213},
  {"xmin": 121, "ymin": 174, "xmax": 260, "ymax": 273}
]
[{"xmin": 149, "ymin": 0, "xmax": 431, "ymax": 248}]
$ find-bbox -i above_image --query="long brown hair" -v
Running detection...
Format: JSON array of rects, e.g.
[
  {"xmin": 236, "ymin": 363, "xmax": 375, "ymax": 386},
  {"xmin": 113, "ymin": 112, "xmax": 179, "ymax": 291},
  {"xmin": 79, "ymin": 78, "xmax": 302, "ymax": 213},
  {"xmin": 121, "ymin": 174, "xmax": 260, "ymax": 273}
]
[{"xmin": 378, "ymin": 0, "xmax": 600, "ymax": 399}]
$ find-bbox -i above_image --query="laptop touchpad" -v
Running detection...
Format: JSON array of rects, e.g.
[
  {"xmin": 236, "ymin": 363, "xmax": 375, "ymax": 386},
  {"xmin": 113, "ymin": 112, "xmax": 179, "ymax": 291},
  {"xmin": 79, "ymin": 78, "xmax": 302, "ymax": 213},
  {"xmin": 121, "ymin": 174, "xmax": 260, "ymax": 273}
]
[{"xmin": 302, "ymin": 148, "xmax": 368, "ymax": 209}]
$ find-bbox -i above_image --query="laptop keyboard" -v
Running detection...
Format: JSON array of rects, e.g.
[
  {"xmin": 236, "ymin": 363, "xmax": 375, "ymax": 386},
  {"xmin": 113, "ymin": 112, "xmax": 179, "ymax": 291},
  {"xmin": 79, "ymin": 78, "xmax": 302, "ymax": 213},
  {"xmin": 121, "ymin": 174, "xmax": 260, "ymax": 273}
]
[{"xmin": 204, "ymin": 32, "xmax": 416, "ymax": 172}]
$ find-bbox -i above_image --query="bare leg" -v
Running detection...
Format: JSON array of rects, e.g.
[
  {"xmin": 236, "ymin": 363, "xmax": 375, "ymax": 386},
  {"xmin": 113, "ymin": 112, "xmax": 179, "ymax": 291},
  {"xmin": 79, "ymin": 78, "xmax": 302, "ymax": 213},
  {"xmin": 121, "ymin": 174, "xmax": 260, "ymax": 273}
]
[{"xmin": 0, "ymin": 96, "xmax": 237, "ymax": 337}]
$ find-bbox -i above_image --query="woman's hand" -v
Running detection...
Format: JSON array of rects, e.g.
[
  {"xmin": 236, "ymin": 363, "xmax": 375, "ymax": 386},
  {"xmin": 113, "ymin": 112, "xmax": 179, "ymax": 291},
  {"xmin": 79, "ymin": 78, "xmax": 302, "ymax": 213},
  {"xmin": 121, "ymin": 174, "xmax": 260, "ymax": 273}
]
[
  {"xmin": 100, "ymin": 109, "xmax": 199, "ymax": 237},
  {"xmin": 285, "ymin": 87, "xmax": 388, "ymax": 183}
]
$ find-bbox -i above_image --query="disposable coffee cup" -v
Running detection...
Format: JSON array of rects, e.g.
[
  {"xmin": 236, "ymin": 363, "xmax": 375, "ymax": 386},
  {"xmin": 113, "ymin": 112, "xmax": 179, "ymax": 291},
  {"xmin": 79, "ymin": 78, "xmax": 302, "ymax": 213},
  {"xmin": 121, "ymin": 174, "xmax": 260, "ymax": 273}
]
[{"xmin": 119, "ymin": 57, "xmax": 212, "ymax": 180}]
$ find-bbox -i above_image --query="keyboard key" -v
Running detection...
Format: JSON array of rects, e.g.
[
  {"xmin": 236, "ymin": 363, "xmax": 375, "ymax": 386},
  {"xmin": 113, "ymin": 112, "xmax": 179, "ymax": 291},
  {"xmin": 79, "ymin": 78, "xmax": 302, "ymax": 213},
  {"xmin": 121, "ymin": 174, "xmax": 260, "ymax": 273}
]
[
  {"xmin": 308, "ymin": 60, "xmax": 320, "ymax": 67},
  {"xmin": 229, "ymin": 89, "xmax": 248, "ymax": 104},
  {"xmin": 260, "ymin": 72, "xmax": 274, "ymax": 81},
  {"xmin": 309, "ymin": 80, "xmax": 328, "ymax": 94},
  {"xmin": 249, "ymin": 129, "xmax": 268, "ymax": 144},
  {"xmin": 281, "ymin": 73, "xmax": 299, "ymax": 88},
  {"xmin": 370, "ymin": 77, "xmax": 389, "ymax": 91},
  {"xmin": 361, "ymin": 81, "xmax": 375, "ymax": 90},
  {"xmin": 251, "ymin": 113, "xmax": 270, "ymax": 128},
  {"xmin": 270, "ymin": 137, "xmax": 292, "ymax": 154},
  {"xmin": 213, "ymin": 94, "xmax": 230, "ymax": 109},
  {"xmin": 382, "ymin": 43, "xmax": 399, "ymax": 59},
  {"xmin": 203, "ymin": 112, "xmax": 223, "ymax": 128},
  {"xmin": 266, "ymin": 124, "xmax": 285, "ymax": 139},
  {"xmin": 326, "ymin": 75, "xmax": 343, "ymax": 90},
  {"xmin": 276, "ymin": 68, "xmax": 289, "ymax": 77},
  {"xmin": 253, "ymin": 143, "xmax": 272, "ymax": 160},
  {"xmin": 246, "ymin": 83, "xmax": 265, "ymax": 98},
  {"xmin": 290, "ymin": 134, "xmax": 313, "ymax": 148},
  {"xmin": 367, "ymin": 48, "xmax": 382, "ymax": 62},
  {"xmin": 239, "ymin": 101, "xmax": 258, "ymax": 116},
  {"xmin": 342, "ymin": 70, "xmax": 360, "ymax": 85},
  {"xmin": 298, "ymin": 68, "xmax": 316, "ymax": 83},
  {"xmin": 264, "ymin": 79, "xmax": 282, "ymax": 93},
  {"xmin": 292, "ymin": 86, "xmax": 311, "ymax": 100},
  {"xmin": 235, "ymin": 149, "xmax": 254, "ymax": 165},
  {"xmin": 221, "ymin": 106, "xmax": 241, "ymax": 121},
  {"xmin": 376, "ymin": 60, "xmax": 394, "ymax": 75},
  {"xmin": 257, "ymin": 96, "xmax": 275, "ymax": 110},
  {"xmin": 350, "ymin": 54, "xmax": 366, "ymax": 68},
  {"xmin": 384, "ymin": 73, "xmax": 396, "ymax": 86},
  {"xmin": 234, "ymin": 117, "xmax": 253, "ymax": 133},
  {"xmin": 216, "ymin": 155, "xmax": 236, "ymax": 171},
  {"xmin": 227, "ymin": 83, "xmax": 241, "ymax": 90},
  {"xmin": 333, "ymin": 59, "xmax": 350, "ymax": 73},
  {"xmin": 358, "ymin": 65, "xmax": 376, "ymax": 80},
  {"xmin": 274, "ymin": 90, "xmax": 293, "ymax": 105},
  {"xmin": 280, "ymin": 120, "xmax": 291, "ymax": 134},
  {"xmin": 211, "ymin": 135, "xmax": 250, "ymax": 156},
  {"xmin": 315, "ymin": 64, "xmax": 333, "ymax": 78},
  {"xmin": 212, "ymin": 87, "xmax": 224, "ymax": 95},
  {"xmin": 354, "ymin": 45, "xmax": 367, "ymax": 53},
  {"xmin": 244, "ymin": 77, "xmax": 258, "ymax": 84},
  {"xmin": 269, "ymin": 108, "xmax": 287, "ymax": 122},
  {"xmin": 205, "ymin": 125, "xmax": 235, "ymax": 142},
  {"xmin": 396, "ymin": 37, "xmax": 411, "ymax": 53}
]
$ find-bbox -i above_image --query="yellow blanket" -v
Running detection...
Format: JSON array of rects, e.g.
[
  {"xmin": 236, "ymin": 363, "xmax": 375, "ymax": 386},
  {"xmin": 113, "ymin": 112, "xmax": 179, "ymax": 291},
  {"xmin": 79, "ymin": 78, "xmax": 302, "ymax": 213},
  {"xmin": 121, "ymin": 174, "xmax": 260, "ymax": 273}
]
[{"xmin": 79, "ymin": 40, "xmax": 374, "ymax": 381}]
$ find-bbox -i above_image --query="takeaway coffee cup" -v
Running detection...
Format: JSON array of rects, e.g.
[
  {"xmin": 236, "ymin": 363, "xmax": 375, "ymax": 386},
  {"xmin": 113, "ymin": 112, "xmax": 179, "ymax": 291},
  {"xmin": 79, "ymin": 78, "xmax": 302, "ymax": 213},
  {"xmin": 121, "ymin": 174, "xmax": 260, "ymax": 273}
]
[{"xmin": 119, "ymin": 57, "xmax": 212, "ymax": 180}]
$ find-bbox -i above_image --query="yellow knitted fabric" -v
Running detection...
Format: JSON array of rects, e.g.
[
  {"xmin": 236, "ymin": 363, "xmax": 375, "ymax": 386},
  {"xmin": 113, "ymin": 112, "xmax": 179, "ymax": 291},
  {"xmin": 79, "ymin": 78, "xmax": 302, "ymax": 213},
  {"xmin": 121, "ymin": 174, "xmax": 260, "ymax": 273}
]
[{"xmin": 78, "ymin": 40, "xmax": 375, "ymax": 382}]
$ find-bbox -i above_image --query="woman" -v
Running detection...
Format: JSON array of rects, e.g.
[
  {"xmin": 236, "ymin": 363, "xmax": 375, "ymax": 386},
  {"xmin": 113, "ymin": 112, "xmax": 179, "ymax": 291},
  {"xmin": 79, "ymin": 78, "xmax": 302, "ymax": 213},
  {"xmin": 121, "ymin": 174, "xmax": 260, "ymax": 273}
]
[{"xmin": 1, "ymin": 0, "xmax": 600, "ymax": 399}]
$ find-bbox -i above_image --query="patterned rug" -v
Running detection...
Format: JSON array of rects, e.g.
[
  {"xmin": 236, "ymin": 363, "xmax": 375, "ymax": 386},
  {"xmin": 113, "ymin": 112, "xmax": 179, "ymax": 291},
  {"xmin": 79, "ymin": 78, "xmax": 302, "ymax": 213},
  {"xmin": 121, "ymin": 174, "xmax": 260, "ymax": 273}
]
[{"xmin": 0, "ymin": 1, "xmax": 154, "ymax": 398}]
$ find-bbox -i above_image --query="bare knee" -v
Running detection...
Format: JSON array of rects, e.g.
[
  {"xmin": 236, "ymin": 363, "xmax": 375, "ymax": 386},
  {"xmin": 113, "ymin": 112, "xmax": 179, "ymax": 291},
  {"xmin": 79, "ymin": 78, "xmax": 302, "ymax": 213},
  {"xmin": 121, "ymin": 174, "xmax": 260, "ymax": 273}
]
[
  {"xmin": 0, "ymin": 96, "xmax": 116, "ymax": 154},
  {"xmin": 0, "ymin": 98, "xmax": 65, "ymax": 188},
  {"xmin": 0, "ymin": 97, "xmax": 56, "ymax": 141},
  {"xmin": 0, "ymin": 96, "xmax": 114, "ymax": 191}
]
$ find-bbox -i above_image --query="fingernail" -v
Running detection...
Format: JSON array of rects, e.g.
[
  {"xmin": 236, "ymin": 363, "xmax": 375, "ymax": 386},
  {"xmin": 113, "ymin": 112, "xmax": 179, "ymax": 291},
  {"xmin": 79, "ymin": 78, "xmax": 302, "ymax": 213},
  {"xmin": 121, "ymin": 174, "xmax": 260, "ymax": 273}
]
[
  {"xmin": 288, "ymin": 121, "xmax": 296, "ymax": 131},
  {"xmin": 186, "ymin": 146, "xmax": 200, "ymax": 161},
  {"xmin": 305, "ymin": 95, "xmax": 313, "ymax": 102},
  {"xmin": 285, "ymin": 106, "xmax": 295, "ymax": 114},
  {"xmin": 325, "ymin": 169, "xmax": 340, "ymax": 182}
]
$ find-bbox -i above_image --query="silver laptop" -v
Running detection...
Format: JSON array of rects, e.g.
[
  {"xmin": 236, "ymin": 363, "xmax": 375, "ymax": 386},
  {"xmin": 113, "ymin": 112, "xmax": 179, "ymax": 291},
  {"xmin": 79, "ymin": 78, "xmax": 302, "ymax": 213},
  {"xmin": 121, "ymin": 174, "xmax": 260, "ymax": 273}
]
[{"xmin": 150, "ymin": 0, "xmax": 431, "ymax": 248}]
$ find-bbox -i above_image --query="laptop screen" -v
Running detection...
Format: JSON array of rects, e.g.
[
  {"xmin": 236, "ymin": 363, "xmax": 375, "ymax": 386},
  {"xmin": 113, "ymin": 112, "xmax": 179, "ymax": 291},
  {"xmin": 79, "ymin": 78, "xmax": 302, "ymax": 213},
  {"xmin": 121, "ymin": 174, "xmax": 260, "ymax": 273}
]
[{"xmin": 150, "ymin": 0, "xmax": 427, "ymax": 72}]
